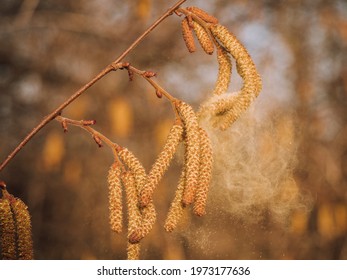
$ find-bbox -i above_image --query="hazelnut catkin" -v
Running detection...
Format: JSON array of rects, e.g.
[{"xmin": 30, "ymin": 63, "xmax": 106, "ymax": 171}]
[
  {"xmin": 128, "ymin": 202, "xmax": 156, "ymax": 244},
  {"xmin": 0, "ymin": 195, "xmax": 16, "ymax": 259},
  {"xmin": 140, "ymin": 123, "xmax": 184, "ymax": 207},
  {"xmin": 186, "ymin": 6, "xmax": 219, "ymax": 24},
  {"xmin": 122, "ymin": 171, "xmax": 142, "ymax": 261},
  {"xmin": 108, "ymin": 163, "xmax": 123, "ymax": 233},
  {"xmin": 213, "ymin": 46, "xmax": 232, "ymax": 96},
  {"xmin": 118, "ymin": 148, "xmax": 147, "ymax": 193},
  {"xmin": 176, "ymin": 101, "xmax": 200, "ymax": 206},
  {"xmin": 164, "ymin": 169, "xmax": 186, "ymax": 232},
  {"xmin": 193, "ymin": 127, "xmax": 213, "ymax": 216},
  {"xmin": 181, "ymin": 17, "xmax": 196, "ymax": 53},
  {"xmin": 210, "ymin": 24, "xmax": 262, "ymax": 99},
  {"xmin": 11, "ymin": 198, "xmax": 34, "ymax": 259},
  {"xmin": 192, "ymin": 21, "xmax": 214, "ymax": 55},
  {"xmin": 198, "ymin": 24, "xmax": 262, "ymax": 129}
]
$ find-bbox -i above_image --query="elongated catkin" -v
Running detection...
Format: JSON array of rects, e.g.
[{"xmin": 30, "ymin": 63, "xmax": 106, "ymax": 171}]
[
  {"xmin": 0, "ymin": 195, "xmax": 16, "ymax": 259},
  {"xmin": 210, "ymin": 24, "xmax": 262, "ymax": 97},
  {"xmin": 11, "ymin": 198, "xmax": 34, "ymax": 259},
  {"xmin": 181, "ymin": 17, "xmax": 196, "ymax": 53},
  {"xmin": 193, "ymin": 128, "xmax": 213, "ymax": 216},
  {"xmin": 213, "ymin": 46, "xmax": 232, "ymax": 95},
  {"xmin": 140, "ymin": 123, "xmax": 183, "ymax": 207},
  {"xmin": 164, "ymin": 169, "xmax": 186, "ymax": 232},
  {"xmin": 176, "ymin": 101, "xmax": 200, "ymax": 206},
  {"xmin": 118, "ymin": 148, "xmax": 147, "ymax": 194},
  {"xmin": 193, "ymin": 21, "xmax": 214, "ymax": 55},
  {"xmin": 108, "ymin": 163, "xmax": 123, "ymax": 233}
]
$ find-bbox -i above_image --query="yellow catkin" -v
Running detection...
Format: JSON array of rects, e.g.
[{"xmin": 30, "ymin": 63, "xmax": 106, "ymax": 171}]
[
  {"xmin": 107, "ymin": 163, "xmax": 123, "ymax": 233},
  {"xmin": 11, "ymin": 198, "xmax": 34, "ymax": 260},
  {"xmin": 181, "ymin": 17, "xmax": 196, "ymax": 53},
  {"xmin": 122, "ymin": 172, "xmax": 141, "ymax": 242},
  {"xmin": 192, "ymin": 21, "xmax": 214, "ymax": 55},
  {"xmin": 213, "ymin": 46, "xmax": 232, "ymax": 95},
  {"xmin": 118, "ymin": 148, "xmax": 157, "ymax": 244},
  {"xmin": 128, "ymin": 202, "xmax": 156, "ymax": 244},
  {"xmin": 127, "ymin": 242, "xmax": 140, "ymax": 260},
  {"xmin": 187, "ymin": 6, "xmax": 219, "ymax": 24},
  {"xmin": 164, "ymin": 169, "xmax": 186, "ymax": 232},
  {"xmin": 210, "ymin": 24, "xmax": 262, "ymax": 96},
  {"xmin": 193, "ymin": 127, "xmax": 213, "ymax": 216},
  {"xmin": 118, "ymin": 148, "xmax": 147, "ymax": 193},
  {"xmin": 203, "ymin": 24, "xmax": 262, "ymax": 129},
  {"xmin": 176, "ymin": 101, "xmax": 200, "ymax": 206},
  {"xmin": 140, "ymin": 123, "xmax": 184, "ymax": 207},
  {"xmin": 0, "ymin": 195, "xmax": 16, "ymax": 260}
]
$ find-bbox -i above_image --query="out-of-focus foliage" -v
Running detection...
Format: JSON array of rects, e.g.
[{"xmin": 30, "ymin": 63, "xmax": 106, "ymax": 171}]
[{"xmin": 0, "ymin": 0, "xmax": 346, "ymax": 259}]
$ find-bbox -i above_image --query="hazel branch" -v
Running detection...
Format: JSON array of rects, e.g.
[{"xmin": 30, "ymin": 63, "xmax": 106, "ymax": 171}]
[
  {"xmin": 55, "ymin": 115, "xmax": 121, "ymax": 161},
  {"xmin": 0, "ymin": 0, "xmax": 187, "ymax": 174}
]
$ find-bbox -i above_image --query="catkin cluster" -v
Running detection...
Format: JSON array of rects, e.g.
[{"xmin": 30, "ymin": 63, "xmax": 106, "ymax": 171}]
[
  {"xmin": 0, "ymin": 187, "xmax": 33, "ymax": 260},
  {"xmin": 107, "ymin": 104, "xmax": 213, "ymax": 259},
  {"xmin": 180, "ymin": 6, "xmax": 262, "ymax": 130}
]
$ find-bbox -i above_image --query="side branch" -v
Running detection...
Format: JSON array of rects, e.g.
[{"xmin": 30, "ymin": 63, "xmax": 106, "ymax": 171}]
[{"xmin": 0, "ymin": 0, "xmax": 187, "ymax": 174}]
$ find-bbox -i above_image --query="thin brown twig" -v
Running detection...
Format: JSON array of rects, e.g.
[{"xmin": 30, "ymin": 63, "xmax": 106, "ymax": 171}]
[
  {"xmin": 55, "ymin": 116, "xmax": 123, "ymax": 165},
  {"xmin": 0, "ymin": 0, "xmax": 187, "ymax": 174}
]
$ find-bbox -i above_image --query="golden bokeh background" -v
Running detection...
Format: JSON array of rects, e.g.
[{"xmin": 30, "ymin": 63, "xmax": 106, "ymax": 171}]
[{"xmin": 1, "ymin": 0, "xmax": 347, "ymax": 259}]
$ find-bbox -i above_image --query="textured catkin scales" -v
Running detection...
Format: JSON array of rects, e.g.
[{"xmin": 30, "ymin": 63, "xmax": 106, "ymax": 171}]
[
  {"xmin": 213, "ymin": 46, "xmax": 232, "ymax": 96},
  {"xmin": 210, "ymin": 24, "xmax": 262, "ymax": 96},
  {"xmin": 192, "ymin": 21, "xmax": 214, "ymax": 55},
  {"xmin": 118, "ymin": 148, "xmax": 147, "ymax": 194},
  {"xmin": 140, "ymin": 124, "xmax": 184, "ymax": 207},
  {"xmin": 164, "ymin": 169, "xmax": 186, "ymax": 232},
  {"xmin": 186, "ymin": 6, "xmax": 219, "ymax": 24},
  {"xmin": 122, "ymin": 171, "xmax": 141, "ymax": 259},
  {"xmin": 127, "ymin": 242, "xmax": 140, "ymax": 260},
  {"xmin": 198, "ymin": 23, "xmax": 262, "ymax": 130},
  {"xmin": 0, "ymin": 197, "xmax": 16, "ymax": 259},
  {"xmin": 193, "ymin": 128, "xmax": 213, "ymax": 216},
  {"xmin": 176, "ymin": 101, "xmax": 200, "ymax": 206},
  {"xmin": 117, "ymin": 147, "xmax": 157, "ymax": 244},
  {"xmin": 107, "ymin": 163, "xmax": 123, "ymax": 233},
  {"xmin": 181, "ymin": 17, "xmax": 196, "ymax": 53},
  {"xmin": 11, "ymin": 198, "xmax": 34, "ymax": 260},
  {"xmin": 128, "ymin": 202, "xmax": 156, "ymax": 244}
]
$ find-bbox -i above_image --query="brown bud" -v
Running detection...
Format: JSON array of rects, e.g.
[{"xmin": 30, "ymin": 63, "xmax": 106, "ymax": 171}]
[{"xmin": 93, "ymin": 135, "xmax": 103, "ymax": 147}]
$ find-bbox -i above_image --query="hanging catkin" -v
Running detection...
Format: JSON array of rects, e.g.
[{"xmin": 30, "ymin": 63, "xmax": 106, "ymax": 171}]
[
  {"xmin": 193, "ymin": 127, "xmax": 213, "ymax": 216},
  {"xmin": 176, "ymin": 101, "xmax": 200, "ymax": 206},
  {"xmin": 122, "ymin": 171, "xmax": 141, "ymax": 260},
  {"xmin": 0, "ymin": 195, "xmax": 16, "ymax": 259},
  {"xmin": 107, "ymin": 163, "xmax": 123, "ymax": 233},
  {"xmin": 11, "ymin": 198, "xmax": 34, "ymax": 260},
  {"xmin": 164, "ymin": 169, "xmax": 186, "ymax": 232},
  {"xmin": 213, "ymin": 46, "xmax": 232, "ymax": 96},
  {"xmin": 140, "ymin": 123, "xmax": 184, "ymax": 207},
  {"xmin": 192, "ymin": 21, "xmax": 214, "ymax": 55},
  {"xmin": 181, "ymin": 17, "xmax": 196, "ymax": 53}
]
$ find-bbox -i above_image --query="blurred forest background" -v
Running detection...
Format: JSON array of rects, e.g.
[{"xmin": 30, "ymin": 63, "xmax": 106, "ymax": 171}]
[{"xmin": 1, "ymin": 0, "xmax": 347, "ymax": 259}]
